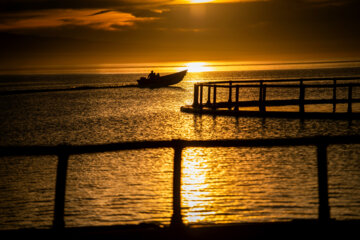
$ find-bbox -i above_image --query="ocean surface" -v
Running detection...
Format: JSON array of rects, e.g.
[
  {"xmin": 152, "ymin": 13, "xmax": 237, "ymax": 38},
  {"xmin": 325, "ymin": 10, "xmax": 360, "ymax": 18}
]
[{"xmin": 1, "ymin": 62, "xmax": 360, "ymax": 230}]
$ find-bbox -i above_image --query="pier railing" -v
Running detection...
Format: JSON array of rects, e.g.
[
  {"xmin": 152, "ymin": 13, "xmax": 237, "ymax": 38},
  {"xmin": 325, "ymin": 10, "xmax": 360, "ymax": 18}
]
[
  {"xmin": 192, "ymin": 77, "xmax": 360, "ymax": 114},
  {"xmin": 1, "ymin": 135, "xmax": 360, "ymax": 230}
]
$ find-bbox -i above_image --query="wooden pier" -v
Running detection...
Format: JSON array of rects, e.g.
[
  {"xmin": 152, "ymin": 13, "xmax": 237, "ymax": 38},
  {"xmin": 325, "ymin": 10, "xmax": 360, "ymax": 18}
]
[{"xmin": 181, "ymin": 77, "xmax": 360, "ymax": 119}]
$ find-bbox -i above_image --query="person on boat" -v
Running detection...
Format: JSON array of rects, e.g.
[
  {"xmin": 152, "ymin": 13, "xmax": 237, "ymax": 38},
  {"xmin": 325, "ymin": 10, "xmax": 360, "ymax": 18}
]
[
  {"xmin": 148, "ymin": 70, "xmax": 155, "ymax": 80},
  {"xmin": 156, "ymin": 73, "xmax": 160, "ymax": 79}
]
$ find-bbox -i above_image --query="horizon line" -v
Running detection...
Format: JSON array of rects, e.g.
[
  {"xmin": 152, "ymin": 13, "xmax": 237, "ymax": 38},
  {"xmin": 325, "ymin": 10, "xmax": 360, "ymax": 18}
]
[{"xmin": 1, "ymin": 59, "xmax": 360, "ymax": 75}]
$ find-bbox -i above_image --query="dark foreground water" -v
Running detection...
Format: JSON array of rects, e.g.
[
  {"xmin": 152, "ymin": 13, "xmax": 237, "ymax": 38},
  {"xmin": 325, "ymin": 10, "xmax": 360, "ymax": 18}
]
[{"xmin": 0, "ymin": 66, "xmax": 360, "ymax": 230}]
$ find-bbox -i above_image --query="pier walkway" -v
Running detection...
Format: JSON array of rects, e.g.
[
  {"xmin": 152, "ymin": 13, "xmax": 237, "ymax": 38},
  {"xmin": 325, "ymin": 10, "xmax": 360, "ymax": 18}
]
[{"xmin": 181, "ymin": 77, "xmax": 360, "ymax": 119}]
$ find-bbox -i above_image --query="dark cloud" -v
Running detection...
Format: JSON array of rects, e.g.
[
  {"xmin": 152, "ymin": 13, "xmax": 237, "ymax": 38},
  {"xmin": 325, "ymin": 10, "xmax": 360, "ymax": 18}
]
[
  {"xmin": 89, "ymin": 10, "xmax": 113, "ymax": 16},
  {"xmin": 0, "ymin": 0, "xmax": 169, "ymax": 12}
]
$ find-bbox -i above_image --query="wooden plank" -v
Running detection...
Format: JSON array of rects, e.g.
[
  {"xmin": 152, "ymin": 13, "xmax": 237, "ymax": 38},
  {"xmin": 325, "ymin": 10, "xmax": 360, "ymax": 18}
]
[
  {"xmin": 181, "ymin": 106, "xmax": 360, "ymax": 119},
  {"xmin": 200, "ymin": 76, "xmax": 360, "ymax": 85},
  {"xmin": 203, "ymin": 98, "xmax": 360, "ymax": 108},
  {"xmin": 202, "ymin": 83, "xmax": 360, "ymax": 89}
]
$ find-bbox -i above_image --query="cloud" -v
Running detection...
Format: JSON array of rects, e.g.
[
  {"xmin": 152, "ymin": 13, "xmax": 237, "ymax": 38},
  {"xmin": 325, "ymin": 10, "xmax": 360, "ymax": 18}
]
[
  {"xmin": 89, "ymin": 10, "xmax": 113, "ymax": 16},
  {"xmin": 0, "ymin": 0, "xmax": 169, "ymax": 12},
  {"xmin": 1, "ymin": 0, "xmax": 359, "ymax": 65},
  {"xmin": 0, "ymin": 9, "xmax": 157, "ymax": 31},
  {"xmin": 0, "ymin": 0, "xmax": 355, "ymax": 12},
  {"xmin": 171, "ymin": 0, "xmax": 267, "ymax": 3},
  {"xmin": 2, "ymin": 0, "xmax": 355, "ymax": 31}
]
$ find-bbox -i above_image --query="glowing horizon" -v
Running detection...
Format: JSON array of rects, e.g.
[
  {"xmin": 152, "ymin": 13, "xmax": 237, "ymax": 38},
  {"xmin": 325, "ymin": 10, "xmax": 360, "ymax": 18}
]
[{"xmin": 1, "ymin": 59, "xmax": 360, "ymax": 75}]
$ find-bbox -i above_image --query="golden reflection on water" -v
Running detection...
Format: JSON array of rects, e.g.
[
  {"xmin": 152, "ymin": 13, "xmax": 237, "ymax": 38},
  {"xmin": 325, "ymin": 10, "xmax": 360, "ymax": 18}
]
[
  {"xmin": 182, "ymin": 147, "xmax": 241, "ymax": 224},
  {"xmin": 182, "ymin": 148, "xmax": 211, "ymax": 223},
  {"xmin": 181, "ymin": 147, "xmax": 253, "ymax": 224},
  {"xmin": 181, "ymin": 146, "xmax": 321, "ymax": 224}
]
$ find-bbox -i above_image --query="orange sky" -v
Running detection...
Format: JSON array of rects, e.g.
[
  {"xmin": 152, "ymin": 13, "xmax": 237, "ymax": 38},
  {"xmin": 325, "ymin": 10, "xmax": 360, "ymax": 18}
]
[{"xmin": 1, "ymin": 0, "xmax": 360, "ymax": 71}]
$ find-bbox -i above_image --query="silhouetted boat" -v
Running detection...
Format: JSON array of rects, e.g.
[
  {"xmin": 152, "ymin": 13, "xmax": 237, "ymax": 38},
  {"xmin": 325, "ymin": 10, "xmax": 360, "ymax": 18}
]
[{"xmin": 137, "ymin": 70, "xmax": 187, "ymax": 87}]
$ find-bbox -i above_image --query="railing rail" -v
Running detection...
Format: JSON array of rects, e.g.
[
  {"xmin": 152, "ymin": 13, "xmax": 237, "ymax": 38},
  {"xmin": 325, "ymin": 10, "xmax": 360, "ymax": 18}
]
[
  {"xmin": 200, "ymin": 76, "xmax": 360, "ymax": 85},
  {"xmin": 198, "ymin": 83, "xmax": 360, "ymax": 88},
  {"xmin": 1, "ymin": 135, "xmax": 360, "ymax": 229}
]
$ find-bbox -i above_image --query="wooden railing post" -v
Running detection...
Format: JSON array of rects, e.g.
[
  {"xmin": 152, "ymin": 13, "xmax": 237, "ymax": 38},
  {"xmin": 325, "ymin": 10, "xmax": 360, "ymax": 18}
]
[
  {"xmin": 259, "ymin": 81, "xmax": 266, "ymax": 112},
  {"xmin": 206, "ymin": 85, "xmax": 211, "ymax": 106},
  {"xmin": 213, "ymin": 86, "xmax": 217, "ymax": 109},
  {"xmin": 170, "ymin": 141, "xmax": 184, "ymax": 230},
  {"xmin": 259, "ymin": 81, "xmax": 263, "ymax": 112},
  {"xmin": 199, "ymin": 85, "xmax": 203, "ymax": 109},
  {"xmin": 53, "ymin": 150, "xmax": 69, "ymax": 230},
  {"xmin": 262, "ymin": 85, "xmax": 267, "ymax": 112},
  {"xmin": 317, "ymin": 144, "xmax": 330, "ymax": 222},
  {"xmin": 235, "ymin": 85, "xmax": 239, "ymax": 111},
  {"xmin": 228, "ymin": 82, "xmax": 232, "ymax": 104},
  {"xmin": 348, "ymin": 85, "xmax": 352, "ymax": 114},
  {"xmin": 193, "ymin": 84, "xmax": 199, "ymax": 107},
  {"xmin": 333, "ymin": 80, "xmax": 337, "ymax": 113},
  {"xmin": 299, "ymin": 80, "xmax": 305, "ymax": 114}
]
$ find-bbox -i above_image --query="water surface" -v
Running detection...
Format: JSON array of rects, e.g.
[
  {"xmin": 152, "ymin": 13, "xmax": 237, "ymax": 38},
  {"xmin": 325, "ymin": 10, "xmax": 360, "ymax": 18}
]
[{"xmin": 0, "ymin": 67, "xmax": 360, "ymax": 229}]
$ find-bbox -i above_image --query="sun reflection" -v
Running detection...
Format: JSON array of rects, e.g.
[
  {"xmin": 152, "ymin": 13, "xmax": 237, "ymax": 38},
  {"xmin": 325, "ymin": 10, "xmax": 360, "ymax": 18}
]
[
  {"xmin": 186, "ymin": 212, "xmax": 206, "ymax": 222},
  {"xmin": 182, "ymin": 148, "xmax": 214, "ymax": 223}
]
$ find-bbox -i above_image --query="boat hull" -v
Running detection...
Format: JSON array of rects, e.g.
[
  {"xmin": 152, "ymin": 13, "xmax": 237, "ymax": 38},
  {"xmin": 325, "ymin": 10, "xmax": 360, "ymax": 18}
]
[{"xmin": 137, "ymin": 70, "xmax": 187, "ymax": 87}]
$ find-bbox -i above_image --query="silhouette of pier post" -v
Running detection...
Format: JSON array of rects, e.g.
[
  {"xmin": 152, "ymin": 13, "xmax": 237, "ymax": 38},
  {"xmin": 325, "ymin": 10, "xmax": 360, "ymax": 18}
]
[
  {"xmin": 212, "ymin": 86, "xmax": 217, "ymax": 109},
  {"xmin": 193, "ymin": 84, "xmax": 199, "ymax": 107},
  {"xmin": 299, "ymin": 80, "xmax": 305, "ymax": 114},
  {"xmin": 348, "ymin": 85, "xmax": 352, "ymax": 114},
  {"xmin": 333, "ymin": 80, "xmax": 337, "ymax": 113},
  {"xmin": 53, "ymin": 150, "xmax": 69, "ymax": 230},
  {"xmin": 262, "ymin": 85, "xmax": 267, "ymax": 112},
  {"xmin": 259, "ymin": 81, "xmax": 266, "ymax": 112},
  {"xmin": 228, "ymin": 82, "xmax": 232, "ymax": 108},
  {"xmin": 206, "ymin": 85, "xmax": 211, "ymax": 106},
  {"xmin": 199, "ymin": 85, "xmax": 203, "ymax": 109},
  {"xmin": 235, "ymin": 85, "xmax": 240, "ymax": 111},
  {"xmin": 170, "ymin": 141, "xmax": 185, "ymax": 230}
]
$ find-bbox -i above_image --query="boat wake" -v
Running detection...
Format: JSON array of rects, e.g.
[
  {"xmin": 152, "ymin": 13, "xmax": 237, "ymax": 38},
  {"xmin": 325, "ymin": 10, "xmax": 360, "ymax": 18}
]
[{"xmin": 0, "ymin": 84, "xmax": 141, "ymax": 95}]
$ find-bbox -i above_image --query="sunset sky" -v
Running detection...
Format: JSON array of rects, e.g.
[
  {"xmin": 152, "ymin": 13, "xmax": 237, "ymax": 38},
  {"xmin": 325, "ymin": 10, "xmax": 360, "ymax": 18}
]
[{"xmin": 1, "ymin": 0, "xmax": 360, "ymax": 71}]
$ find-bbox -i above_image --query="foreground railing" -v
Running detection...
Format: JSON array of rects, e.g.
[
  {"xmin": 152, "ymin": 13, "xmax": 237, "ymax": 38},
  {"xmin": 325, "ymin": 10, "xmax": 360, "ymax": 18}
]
[{"xmin": 1, "ymin": 135, "xmax": 360, "ymax": 230}]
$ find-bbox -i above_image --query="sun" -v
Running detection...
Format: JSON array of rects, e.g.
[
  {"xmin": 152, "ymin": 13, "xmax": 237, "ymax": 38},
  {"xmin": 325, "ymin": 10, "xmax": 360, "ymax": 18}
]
[
  {"xmin": 187, "ymin": 0, "xmax": 214, "ymax": 3},
  {"xmin": 186, "ymin": 62, "xmax": 213, "ymax": 72},
  {"xmin": 172, "ymin": 0, "xmax": 215, "ymax": 5}
]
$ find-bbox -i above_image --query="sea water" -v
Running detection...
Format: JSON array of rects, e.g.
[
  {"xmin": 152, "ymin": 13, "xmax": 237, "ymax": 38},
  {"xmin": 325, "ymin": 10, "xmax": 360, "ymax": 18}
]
[{"xmin": 0, "ymin": 64, "xmax": 360, "ymax": 230}]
